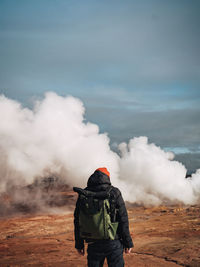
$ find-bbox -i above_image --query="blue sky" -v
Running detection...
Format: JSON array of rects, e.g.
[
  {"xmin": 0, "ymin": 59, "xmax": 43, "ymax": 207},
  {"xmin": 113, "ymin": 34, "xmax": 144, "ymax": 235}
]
[{"xmin": 0, "ymin": 0, "xmax": 200, "ymax": 170}]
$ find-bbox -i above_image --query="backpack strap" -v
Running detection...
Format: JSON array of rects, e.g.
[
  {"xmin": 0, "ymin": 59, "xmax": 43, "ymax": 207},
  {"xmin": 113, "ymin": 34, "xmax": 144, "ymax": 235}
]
[
  {"xmin": 106, "ymin": 186, "xmax": 113, "ymax": 197},
  {"xmin": 106, "ymin": 186, "xmax": 118, "ymax": 223}
]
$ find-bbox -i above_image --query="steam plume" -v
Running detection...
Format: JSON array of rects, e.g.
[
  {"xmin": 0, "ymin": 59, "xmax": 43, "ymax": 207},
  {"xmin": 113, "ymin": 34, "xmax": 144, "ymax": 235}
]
[{"xmin": 0, "ymin": 92, "xmax": 199, "ymax": 209}]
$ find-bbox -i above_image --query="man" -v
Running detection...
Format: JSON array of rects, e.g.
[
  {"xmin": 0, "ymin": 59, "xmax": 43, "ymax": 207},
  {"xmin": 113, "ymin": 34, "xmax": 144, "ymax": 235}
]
[{"xmin": 74, "ymin": 167, "xmax": 133, "ymax": 267}]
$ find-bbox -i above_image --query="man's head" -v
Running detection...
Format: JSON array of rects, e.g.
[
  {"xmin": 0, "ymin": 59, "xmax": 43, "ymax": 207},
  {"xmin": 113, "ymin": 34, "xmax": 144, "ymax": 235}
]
[{"xmin": 87, "ymin": 167, "xmax": 111, "ymax": 188}]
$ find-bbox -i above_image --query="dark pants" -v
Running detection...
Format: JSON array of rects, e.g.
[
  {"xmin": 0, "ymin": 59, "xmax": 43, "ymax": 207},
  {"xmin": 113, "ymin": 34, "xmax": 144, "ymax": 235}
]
[{"xmin": 87, "ymin": 240, "xmax": 124, "ymax": 267}]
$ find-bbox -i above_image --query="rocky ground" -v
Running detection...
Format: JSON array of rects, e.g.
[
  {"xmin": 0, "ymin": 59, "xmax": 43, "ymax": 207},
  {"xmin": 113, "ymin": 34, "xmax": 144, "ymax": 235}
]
[{"xmin": 0, "ymin": 190, "xmax": 200, "ymax": 267}]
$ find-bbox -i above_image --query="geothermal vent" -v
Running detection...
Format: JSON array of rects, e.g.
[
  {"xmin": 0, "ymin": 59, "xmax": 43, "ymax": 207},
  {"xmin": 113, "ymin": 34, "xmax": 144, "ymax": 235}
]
[{"xmin": 0, "ymin": 176, "xmax": 76, "ymax": 216}]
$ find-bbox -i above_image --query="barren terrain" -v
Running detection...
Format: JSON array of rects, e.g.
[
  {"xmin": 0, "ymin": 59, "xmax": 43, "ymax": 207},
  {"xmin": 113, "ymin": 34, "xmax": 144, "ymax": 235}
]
[{"xmin": 0, "ymin": 191, "xmax": 200, "ymax": 267}]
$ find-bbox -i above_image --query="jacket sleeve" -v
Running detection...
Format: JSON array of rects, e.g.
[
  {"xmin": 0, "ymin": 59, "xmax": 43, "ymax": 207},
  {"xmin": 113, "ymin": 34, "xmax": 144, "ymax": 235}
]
[
  {"xmin": 115, "ymin": 188, "xmax": 134, "ymax": 248},
  {"xmin": 74, "ymin": 197, "xmax": 84, "ymax": 249}
]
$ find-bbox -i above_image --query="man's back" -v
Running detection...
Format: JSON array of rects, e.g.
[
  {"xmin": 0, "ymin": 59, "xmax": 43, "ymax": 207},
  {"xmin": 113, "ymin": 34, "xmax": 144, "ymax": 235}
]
[{"xmin": 74, "ymin": 167, "xmax": 133, "ymax": 267}]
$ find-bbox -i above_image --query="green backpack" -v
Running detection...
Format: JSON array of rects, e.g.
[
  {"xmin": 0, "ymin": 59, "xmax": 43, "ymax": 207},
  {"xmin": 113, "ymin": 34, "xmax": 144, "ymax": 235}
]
[{"xmin": 73, "ymin": 187, "xmax": 118, "ymax": 240}]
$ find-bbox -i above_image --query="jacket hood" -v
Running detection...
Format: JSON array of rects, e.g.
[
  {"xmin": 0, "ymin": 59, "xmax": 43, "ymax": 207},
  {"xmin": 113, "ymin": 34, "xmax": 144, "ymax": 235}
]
[{"xmin": 87, "ymin": 170, "xmax": 111, "ymax": 191}]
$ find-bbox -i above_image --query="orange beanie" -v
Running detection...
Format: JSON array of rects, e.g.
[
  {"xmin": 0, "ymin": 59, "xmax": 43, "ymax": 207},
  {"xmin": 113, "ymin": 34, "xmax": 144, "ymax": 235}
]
[{"xmin": 96, "ymin": 167, "xmax": 110, "ymax": 178}]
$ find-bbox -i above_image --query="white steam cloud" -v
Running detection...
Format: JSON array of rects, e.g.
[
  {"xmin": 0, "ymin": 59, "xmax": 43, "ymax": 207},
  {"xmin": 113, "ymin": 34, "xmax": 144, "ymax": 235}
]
[{"xmin": 0, "ymin": 92, "xmax": 200, "ymax": 206}]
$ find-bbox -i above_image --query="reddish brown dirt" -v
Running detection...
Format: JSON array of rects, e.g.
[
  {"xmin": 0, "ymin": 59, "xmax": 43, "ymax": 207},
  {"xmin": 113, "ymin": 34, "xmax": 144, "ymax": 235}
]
[{"xmin": 0, "ymin": 203, "xmax": 200, "ymax": 266}]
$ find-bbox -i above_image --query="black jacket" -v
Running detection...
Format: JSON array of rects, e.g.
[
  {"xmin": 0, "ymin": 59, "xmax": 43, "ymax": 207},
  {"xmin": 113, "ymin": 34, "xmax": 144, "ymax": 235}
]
[{"xmin": 74, "ymin": 170, "xmax": 133, "ymax": 249}]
